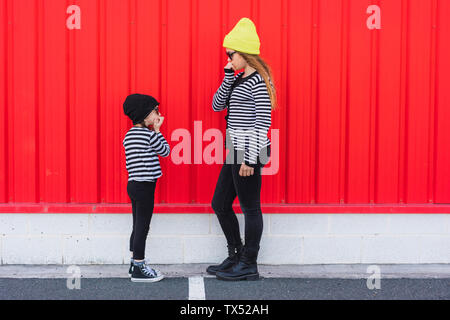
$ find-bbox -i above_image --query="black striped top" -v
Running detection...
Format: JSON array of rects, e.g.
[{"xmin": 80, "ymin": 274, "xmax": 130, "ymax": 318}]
[
  {"xmin": 212, "ymin": 69, "xmax": 272, "ymax": 166},
  {"xmin": 123, "ymin": 127, "xmax": 170, "ymax": 182}
]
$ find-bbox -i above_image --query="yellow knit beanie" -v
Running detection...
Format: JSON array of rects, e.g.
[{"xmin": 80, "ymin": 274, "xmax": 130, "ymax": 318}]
[{"xmin": 223, "ymin": 17, "xmax": 260, "ymax": 55}]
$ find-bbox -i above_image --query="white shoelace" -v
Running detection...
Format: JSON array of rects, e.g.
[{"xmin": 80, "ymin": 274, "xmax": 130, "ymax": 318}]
[{"xmin": 141, "ymin": 264, "xmax": 157, "ymax": 277}]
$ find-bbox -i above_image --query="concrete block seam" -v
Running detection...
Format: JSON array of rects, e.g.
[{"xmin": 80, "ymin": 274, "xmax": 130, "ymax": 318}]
[{"xmin": 299, "ymin": 236, "xmax": 304, "ymax": 264}]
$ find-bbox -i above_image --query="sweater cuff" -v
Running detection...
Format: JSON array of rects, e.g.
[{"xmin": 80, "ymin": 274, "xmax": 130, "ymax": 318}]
[
  {"xmin": 244, "ymin": 160, "xmax": 258, "ymax": 168},
  {"xmin": 224, "ymin": 68, "xmax": 235, "ymax": 80}
]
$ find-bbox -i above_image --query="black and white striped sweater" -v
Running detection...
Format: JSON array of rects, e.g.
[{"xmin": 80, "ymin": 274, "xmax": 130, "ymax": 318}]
[
  {"xmin": 212, "ymin": 68, "xmax": 272, "ymax": 166},
  {"xmin": 123, "ymin": 127, "xmax": 170, "ymax": 182}
]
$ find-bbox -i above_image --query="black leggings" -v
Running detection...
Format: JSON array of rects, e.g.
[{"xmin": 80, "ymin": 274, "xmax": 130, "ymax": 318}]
[
  {"xmin": 127, "ymin": 180, "xmax": 157, "ymax": 260},
  {"xmin": 211, "ymin": 146, "xmax": 270, "ymax": 254}
]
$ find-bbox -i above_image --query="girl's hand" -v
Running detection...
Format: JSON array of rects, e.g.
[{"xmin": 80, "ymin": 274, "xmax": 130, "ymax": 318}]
[
  {"xmin": 153, "ymin": 116, "xmax": 164, "ymax": 133},
  {"xmin": 225, "ymin": 62, "xmax": 235, "ymax": 71},
  {"xmin": 239, "ymin": 163, "xmax": 254, "ymax": 177}
]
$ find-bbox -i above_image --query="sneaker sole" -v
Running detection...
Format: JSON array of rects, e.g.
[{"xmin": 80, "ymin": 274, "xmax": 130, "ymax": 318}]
[
  {"xmin": 130, "ymin": 275, "xmax": 165, "ymax": 283},
  {"xmin": 216, "ymin": 273, "xmax": 260, "ymax": 281}
]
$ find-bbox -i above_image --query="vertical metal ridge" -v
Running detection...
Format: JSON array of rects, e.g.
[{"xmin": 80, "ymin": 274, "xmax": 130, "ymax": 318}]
[
  {"xmin": 311, "ymin": 0, "xmax": 319, "ymax": 203},
  {"xmin": 158, "ymin": 0, "xmax": 163, "ymax": 204},
  {"xmin": 128, "ymin": 0, "xmax": 135, "ymax": 202},
  {"xmin": 428, "ymin": 0, "xmax": 438, "ymax": 203},
  {"xmin": 127, "ymin": 0, "xmax": 130, "ymax": 93},
  {"xmin": 10, "ymin": 0, "xmax": 15, "ymax": 203},
  {"xmin": 219, "ymin": 0, "xmax": 224, "ymax": 76},
  {"xmin": 101, "ymin": 0, "xmax": 107, "ymax": 203},
  {"xmin": 129, "ymin": 0, "xmax": 136, "ymax": 93},
  {"xmin": 432, "ymin": 0, "xmax": 441, "ymax": 204},
  {"xmin": 368, "ymin": 0, "xmax": 380, "ymax": 204},
  {"xmin": 398, "ymin": 0, "xmax": 408, "ymax": 204},
  {"xmin": 374, "ymin": 1, "xmax": 381, "ymax": 204},
  {"xmin": 281, "ymin": 0, "xmax": 288, "ymax": 202},
  {"xmin": 278, "ymin": 0, "xmax": 287, "ymax": 203},
  {"xmin": 224, "ymin": 0, "xmax": 229, "ymax": 36},
  {"xmin": 189, "ymin": 0, "xmax": 193, "ymax": 202},
  {"xmin": 97, "ymin": 0, "xmax": 102, "ymax": 203},
  {"xmin": 35, "ymin": 0, "xmax": 41, "ymax": 203},
  {"xmin": 158, "ymin": 0, "xmax": 163, "ymax": 102},
  {"xmin": 156, "ymin": 0, "xmax": 163, "ymax": 203},
  {"xmin": 1, "ymin": 0, "xmax": 4, "ymax": 201},
  {"xmin": 160, "ymin": 0, "xmax": 168, "ymax": 203},
  {"xmin": 123, "ymin": 0, "xmax": 131, "ymax": 202},
  {"xmin": 65, "ymin": 0, "xmax": 71, "ymax": 203},
  {"xmin": 190, "ymin": 0, "xmax": 196, "ymax": 203},
  {"xmin": 7, "ymin": 0, "xmax": 14, "ymax": 202},
  {"xmin": 221, "ymin": 0, "xmax": 228, "ymax": 77},
  {"xmin": 252, "ymin": 0, "xmax": 259, "ymax": 27},
  {"xmin": 339, "ymin": 0, "xmax": 350, "ymax": 204},
  {"xmin": 3, "ymin": 0, "xmax": 9, "ymax": 202},
  {"xmin": 403, "ymin": 0, "xmax": 412, "ymax": 205},
  {"xmin": 368, "ymin": 3, "xmax": 374, "ymax": 204},
  {"xmin": 250, "ymin": 0, "xmax": 254, "ymax": 22}
]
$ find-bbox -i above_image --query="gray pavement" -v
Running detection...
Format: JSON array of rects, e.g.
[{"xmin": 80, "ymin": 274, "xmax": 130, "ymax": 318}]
[
  {"xmin": 203, "ymin": 278, "xmax": 450, "ymax": 300},
  {"xmin": 0, "ymin": 277, "xmax": 449, "ymax": 300},
  {"xmin": 0, "ymin": 264, "xmax": 448, "ymax": 300}
]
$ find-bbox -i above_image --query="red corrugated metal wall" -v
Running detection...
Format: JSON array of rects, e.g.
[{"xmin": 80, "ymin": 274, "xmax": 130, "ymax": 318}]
[{"xmin": 1, "ymin": 0, "xmax": 450, "ymax": 207}]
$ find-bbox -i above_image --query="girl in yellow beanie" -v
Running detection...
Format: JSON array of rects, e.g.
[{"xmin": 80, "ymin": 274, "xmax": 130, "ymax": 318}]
[{"xmin": 209, "ymin": 17, "xmax": 277, "ymax": 281}]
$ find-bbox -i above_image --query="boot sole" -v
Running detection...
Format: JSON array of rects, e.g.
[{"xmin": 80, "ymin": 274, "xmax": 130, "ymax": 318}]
[
  {"xmin": 207, "ymin": 269, "xmax": 233, "ymax": 276},
  {"xmin": 206, "ymin": 265, "xmax": 235, "ymax": 276},
  {"xmin": 216, "ymin": 273, "xmax": 260, "ymax": 281}
]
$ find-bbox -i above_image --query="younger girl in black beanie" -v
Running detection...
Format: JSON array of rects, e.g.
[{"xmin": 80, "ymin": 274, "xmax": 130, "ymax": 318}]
[{"xmin": 123, "ymin": 93, "xmax": 170, "ymax": 283}]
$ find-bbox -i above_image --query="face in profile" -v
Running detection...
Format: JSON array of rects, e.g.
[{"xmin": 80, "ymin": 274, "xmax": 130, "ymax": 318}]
[
  {"xmin": 226, "ymin": 48, "xmax": 247, "ymax": 70},
  {"xmin": 144, "ymin": 107, "xmax": 160, "ymax": 128}
]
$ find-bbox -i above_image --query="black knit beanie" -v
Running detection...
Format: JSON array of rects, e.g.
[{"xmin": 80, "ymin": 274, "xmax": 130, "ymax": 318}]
[{"xmin": 123, "ymin": 93, "xmax": 159, "ymax": 125}]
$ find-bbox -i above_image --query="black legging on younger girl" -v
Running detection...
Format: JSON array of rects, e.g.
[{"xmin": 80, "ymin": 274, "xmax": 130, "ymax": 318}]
[{"xmin": 127, "ymin": 180, "xmax": 157, "ymax": 260}]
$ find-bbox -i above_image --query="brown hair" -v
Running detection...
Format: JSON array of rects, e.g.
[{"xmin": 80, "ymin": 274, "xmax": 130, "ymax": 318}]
[
  {"xmin": 136, "ymin": 120, "xmax": 147, "ymax": 127},
  {"xmin": 238, "ymin": 52, "xmax": 277, "ymax": 110}
]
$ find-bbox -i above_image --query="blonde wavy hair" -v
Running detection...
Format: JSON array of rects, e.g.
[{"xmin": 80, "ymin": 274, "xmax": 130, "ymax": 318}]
[{"xmin": 238, "ymin": 52, "xmax": 278, "ymax": 110}]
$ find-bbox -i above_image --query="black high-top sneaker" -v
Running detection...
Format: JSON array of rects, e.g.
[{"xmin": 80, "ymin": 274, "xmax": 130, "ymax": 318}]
[
  {"xmin": 206, "ymin": 244, "xmax": 243, "ymax": 275},
  {"xmin": 128, "ymin": 258, "xmax": 134, "ymax": 277},
  {"xmin": 216, "ymin": 246, "xmax": 259, "ymax": 281},
  {"xmin": 131, "ymin": 261, "xmax": 164, "ymax": 283}
]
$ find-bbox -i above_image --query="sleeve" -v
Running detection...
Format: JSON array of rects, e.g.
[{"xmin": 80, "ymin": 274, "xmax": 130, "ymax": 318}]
[
  {"xmin": 244, "ymin": 80, "xmax": 272, "ymax": 167},
  {"xmin": 212, "ymin": 68, "xmax": 237, "ymax": 111},
  {"xmin": 149, "ymin": 131, "xmax": 171, "ymax": 158}
]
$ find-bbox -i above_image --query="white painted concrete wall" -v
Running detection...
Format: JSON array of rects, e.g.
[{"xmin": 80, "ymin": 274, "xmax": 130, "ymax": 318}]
[{"xmin": 0, "ymin": 213, "xmax": 449, "ymax": 264}]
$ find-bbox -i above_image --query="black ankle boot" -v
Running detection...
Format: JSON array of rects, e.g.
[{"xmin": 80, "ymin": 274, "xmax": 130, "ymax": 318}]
[
  {"xmin": 216, "ymin": 246, "xmax": 259, "ymax": 281},
  {"xmin": 206, "ymin": 244, "xmax": 243, "ymax": 275}
]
